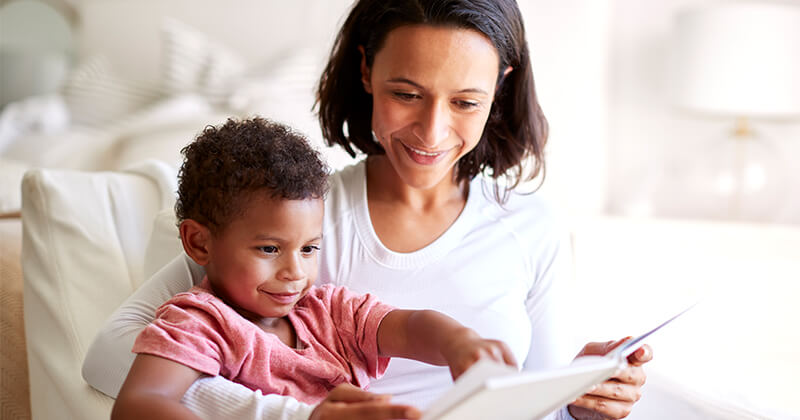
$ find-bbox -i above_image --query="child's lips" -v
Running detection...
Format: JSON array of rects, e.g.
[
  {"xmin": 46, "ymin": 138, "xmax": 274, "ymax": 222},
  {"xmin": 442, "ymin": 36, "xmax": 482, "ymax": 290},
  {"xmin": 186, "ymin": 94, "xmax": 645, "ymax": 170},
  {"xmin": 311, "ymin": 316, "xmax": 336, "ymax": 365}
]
[{"xmin": 263, "ymin": 291, "xmax": 299, "ymax": 304}]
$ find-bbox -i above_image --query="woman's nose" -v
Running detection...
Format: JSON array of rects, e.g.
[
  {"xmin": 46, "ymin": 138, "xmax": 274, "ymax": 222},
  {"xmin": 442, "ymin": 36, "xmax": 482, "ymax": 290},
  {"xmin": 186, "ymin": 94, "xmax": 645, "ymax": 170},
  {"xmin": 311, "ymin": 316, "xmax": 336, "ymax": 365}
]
[{"xmin": 413, "ymin": 100, "xmax": 451, "ymax": 148}]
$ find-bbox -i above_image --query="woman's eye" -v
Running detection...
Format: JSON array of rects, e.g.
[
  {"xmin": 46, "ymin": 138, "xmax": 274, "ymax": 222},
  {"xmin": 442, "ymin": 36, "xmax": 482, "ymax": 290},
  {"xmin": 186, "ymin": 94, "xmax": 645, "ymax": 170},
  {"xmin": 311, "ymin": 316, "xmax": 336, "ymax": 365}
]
[
  {"xmin": 301, "ymin": 245, "xmax": 321, "ymax": 255},
  {"xmin": 392, "ymin": 91, "xmax": 420, "ymax": 101},
  {"xmin": 258, "ymin": 246, "xmax": 278, "ymax": 254},
  {"xmin": 454, "ymin": 100, "xmax": 480, "ymax": 110}
]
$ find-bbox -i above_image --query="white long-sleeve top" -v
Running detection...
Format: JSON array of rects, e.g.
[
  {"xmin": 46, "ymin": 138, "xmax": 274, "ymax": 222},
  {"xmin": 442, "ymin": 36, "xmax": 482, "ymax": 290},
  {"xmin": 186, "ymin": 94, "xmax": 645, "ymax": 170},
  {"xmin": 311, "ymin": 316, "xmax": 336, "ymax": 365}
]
[{"xmin": 83, "ymin": 160, "xmax": 577, "ymax": 420}]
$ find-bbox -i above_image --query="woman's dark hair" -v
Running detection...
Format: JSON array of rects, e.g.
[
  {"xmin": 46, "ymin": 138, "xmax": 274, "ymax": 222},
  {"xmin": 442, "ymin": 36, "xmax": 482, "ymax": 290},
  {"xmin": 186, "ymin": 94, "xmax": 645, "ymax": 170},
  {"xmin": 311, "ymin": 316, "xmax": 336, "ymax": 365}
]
[
  {"xmin": 316, "ymin": 0, "xmax": 548, "ymax": 201},
  {"xmin": 176, "ymin": 117, "xmax": 329, "ymax": 233}
]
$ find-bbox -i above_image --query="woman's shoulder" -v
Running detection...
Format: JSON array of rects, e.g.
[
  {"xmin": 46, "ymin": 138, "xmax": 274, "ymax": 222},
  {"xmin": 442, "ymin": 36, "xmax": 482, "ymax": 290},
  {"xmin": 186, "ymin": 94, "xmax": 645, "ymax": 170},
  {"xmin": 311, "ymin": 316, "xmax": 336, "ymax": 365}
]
[
  {"xmin": 471, "ymin": 177, "xmax": 568, "ymax": 244},
  {"xmin": 327, "ymin": 159, "xmax": 365, "ymax": 194},
  {"xmin": 324, "ymin": 159, "xmax": 366, "ymax": 224},
  {"xmin": 473, "ymin": 177, "xmax": 560, "ymax": 223}
]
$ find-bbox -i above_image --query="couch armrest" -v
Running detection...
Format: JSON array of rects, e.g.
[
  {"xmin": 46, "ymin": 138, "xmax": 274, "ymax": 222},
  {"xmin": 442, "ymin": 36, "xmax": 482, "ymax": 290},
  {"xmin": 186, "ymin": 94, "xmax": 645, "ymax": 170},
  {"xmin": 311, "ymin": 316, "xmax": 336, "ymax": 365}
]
[{"xmin": 21, "ymin": 161, "xmax": 176, "ymax": 420}]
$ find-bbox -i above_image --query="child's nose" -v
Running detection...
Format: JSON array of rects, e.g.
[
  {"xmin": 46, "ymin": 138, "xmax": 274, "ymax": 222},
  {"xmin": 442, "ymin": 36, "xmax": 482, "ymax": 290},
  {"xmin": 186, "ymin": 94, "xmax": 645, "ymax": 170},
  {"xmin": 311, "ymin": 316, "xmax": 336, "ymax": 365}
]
[{"xmin": 279, "ymin": 254, "xmax": 306, "ymax": 282}]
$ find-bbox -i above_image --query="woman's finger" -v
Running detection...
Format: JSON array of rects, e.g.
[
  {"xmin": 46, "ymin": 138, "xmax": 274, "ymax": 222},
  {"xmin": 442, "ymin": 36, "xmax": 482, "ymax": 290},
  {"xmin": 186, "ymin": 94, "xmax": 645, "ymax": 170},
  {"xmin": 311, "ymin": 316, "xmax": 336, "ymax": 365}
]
[
  {"xmin": 575, "ymin": 337, "xmax": 631, "ymax": 358},
  {"xmin": 584, "ymin": 380, "xmax": 643, "ymax": 403},
  {"xmin": 625, "ymin": 344, "xmax": 653, "ymax": 366},
  {"xmin": 610, "ymin": 365, "xmax": 647, "ymax": 387},
  {"xmin": 569, "ymin": 393, "xmax": 634, "ymax": 420}
]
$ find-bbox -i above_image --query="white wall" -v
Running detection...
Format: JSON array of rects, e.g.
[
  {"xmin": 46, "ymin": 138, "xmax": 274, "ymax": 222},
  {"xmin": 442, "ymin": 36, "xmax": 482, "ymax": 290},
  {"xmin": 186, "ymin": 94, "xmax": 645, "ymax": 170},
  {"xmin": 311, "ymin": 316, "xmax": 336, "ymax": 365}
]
[
  {"xmin": 520, "ymin": 0, "xmax": 610, "ymax": 220},
  {"xmin": 607, "ymin": 0, "xmax": 800, "ymax": 225}
]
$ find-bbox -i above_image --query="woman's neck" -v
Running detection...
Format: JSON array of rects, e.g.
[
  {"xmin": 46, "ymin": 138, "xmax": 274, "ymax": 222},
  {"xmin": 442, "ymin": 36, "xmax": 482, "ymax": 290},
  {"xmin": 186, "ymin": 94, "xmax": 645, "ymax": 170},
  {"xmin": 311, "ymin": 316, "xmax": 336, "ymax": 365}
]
[{"xmin": 365, "ymin": 155, "xmax": 470, "ymax": 253}]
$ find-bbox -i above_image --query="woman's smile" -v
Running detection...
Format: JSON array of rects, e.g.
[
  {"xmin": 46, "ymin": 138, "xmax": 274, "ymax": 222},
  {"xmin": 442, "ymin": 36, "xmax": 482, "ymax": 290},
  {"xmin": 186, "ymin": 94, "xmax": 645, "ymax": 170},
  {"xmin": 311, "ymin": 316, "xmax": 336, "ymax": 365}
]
[{"xmin": 401, "ymin": 141, "xmax": 454, "ymax": 165}]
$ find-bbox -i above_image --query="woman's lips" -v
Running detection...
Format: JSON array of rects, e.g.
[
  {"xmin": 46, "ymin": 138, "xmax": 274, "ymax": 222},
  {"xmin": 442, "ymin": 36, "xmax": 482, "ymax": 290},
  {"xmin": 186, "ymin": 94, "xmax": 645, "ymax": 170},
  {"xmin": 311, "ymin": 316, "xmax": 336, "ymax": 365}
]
[
  {"xmin": 402, "ymin": 143, "xmax": 450, "ymax": 165},
  {"xmin": 263, "ymin": 292, "xmax": 299, "ymax": 304}
]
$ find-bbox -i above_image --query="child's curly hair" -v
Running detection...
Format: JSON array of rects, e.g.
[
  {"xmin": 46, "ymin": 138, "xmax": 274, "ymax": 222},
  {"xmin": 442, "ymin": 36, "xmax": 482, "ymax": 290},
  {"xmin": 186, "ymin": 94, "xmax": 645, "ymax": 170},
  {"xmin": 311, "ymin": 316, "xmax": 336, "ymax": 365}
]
[{"xmin": 175, "ymin": 117, "xmax": 329, "ymax": 233}]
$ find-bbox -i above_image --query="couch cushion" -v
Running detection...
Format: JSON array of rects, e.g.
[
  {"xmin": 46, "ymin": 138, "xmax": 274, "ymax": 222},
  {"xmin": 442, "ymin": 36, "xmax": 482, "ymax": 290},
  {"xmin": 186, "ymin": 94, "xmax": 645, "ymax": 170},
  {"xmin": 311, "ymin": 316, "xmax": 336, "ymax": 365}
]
[{"xmin": 21, "ymin": 160, "xmax": 176, "ymax": 420}]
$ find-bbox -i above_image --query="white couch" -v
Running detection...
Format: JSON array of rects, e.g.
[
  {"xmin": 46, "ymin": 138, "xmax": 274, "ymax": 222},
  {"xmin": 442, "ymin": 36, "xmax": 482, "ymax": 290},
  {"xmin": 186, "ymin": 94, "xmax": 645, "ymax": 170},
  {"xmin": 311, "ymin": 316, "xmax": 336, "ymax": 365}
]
[
  {"xmin": 19, "ymin": 162, "xmax": 800, "ymax": 420},
  {"xmin": 20, "ymin": 161, "xmax": 178, "ymax": 420}
]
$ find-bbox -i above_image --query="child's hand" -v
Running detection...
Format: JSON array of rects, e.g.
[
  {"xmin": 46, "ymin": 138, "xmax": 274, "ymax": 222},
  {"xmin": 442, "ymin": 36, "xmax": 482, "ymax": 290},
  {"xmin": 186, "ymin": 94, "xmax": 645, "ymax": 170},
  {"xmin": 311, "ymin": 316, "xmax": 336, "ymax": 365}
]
[
  {"xmin": 441, "ymin": 328, "xmax": 517, "ymax": 379},
  {"xmin": 310, "ymin": 383, "xmax": 421, "ymax": 420}
]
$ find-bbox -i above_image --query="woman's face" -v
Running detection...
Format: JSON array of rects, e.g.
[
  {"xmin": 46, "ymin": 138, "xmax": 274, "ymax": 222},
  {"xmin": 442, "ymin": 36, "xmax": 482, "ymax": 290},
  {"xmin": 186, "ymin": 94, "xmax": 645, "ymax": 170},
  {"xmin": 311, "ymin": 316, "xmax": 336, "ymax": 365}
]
[{"xmin": 362, "ymin": 24, "xmax": 503, "ymax": 190}]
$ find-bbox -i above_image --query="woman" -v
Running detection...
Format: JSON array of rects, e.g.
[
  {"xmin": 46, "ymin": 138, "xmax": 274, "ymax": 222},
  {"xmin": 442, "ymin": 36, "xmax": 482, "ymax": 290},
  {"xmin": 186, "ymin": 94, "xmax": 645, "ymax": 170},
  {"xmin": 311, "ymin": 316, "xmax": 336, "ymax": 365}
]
[{"xmin": 83, "ymin": 1, "xmax": 651, "ymax": 419}]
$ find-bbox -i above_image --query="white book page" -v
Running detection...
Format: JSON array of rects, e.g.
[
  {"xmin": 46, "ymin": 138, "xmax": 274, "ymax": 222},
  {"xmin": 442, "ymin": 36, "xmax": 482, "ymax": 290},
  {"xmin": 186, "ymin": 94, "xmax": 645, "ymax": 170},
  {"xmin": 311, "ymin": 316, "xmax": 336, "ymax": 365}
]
[{"xmin": 421, "ymin": 303, "xmax": 697, "ymax": 420}]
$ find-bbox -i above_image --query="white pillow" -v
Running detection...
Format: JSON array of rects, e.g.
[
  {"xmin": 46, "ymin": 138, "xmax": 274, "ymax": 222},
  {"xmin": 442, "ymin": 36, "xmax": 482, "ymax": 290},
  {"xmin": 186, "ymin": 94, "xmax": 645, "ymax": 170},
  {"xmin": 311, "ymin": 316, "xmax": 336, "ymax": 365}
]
[
  {"xmin": 142, "ymin": 207, "xmax": 182, "ymax": 282},
  {"xmin": 161, "ymin": 18, "xmax": 245, "ymax": 105},
  {"xmin": 21, "ymin": 160, "xmax": 177, "ymax": 420},
  {"xmin": 0, "ymin": 94, "xmax": 69, "ymax": 153},
  {"xmin": 226, "ymin": 48, "xmax": 359, "ymax": 171},
  {"xmin": 62, "ymin": 56, "xmax": 163, "ymax": 127}
]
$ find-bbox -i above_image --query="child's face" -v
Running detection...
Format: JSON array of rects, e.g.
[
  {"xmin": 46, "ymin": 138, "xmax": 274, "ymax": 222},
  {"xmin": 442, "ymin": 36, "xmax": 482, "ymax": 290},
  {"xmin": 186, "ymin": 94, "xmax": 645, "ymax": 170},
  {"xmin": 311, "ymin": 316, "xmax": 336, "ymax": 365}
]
[{"xmin": 204, "ymin": 193, "xmax": 324, "ymax": 320}]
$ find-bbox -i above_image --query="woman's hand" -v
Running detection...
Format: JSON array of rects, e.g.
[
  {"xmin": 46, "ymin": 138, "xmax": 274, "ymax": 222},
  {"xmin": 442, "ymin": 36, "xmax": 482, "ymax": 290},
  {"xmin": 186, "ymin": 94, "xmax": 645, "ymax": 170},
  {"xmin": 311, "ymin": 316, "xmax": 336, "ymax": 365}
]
[
  {"xmin": 440, "ymin": 328, "xmax": 518, "ymax": 380},
  {"xmin": 567, "ymin": 338, "xmax": 653, "ymax": 420},
  {"xmin": 310, "ymin": 383, "xmax": 421, "ymax": 420}
]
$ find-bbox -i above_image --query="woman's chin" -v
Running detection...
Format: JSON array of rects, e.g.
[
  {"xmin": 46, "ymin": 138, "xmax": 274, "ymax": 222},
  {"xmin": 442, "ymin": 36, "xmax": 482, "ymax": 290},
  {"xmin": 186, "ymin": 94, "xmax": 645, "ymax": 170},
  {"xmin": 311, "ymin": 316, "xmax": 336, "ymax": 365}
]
[{"xmin": 396, "ymin": 168, "xmax": 452, "ymax": 191}]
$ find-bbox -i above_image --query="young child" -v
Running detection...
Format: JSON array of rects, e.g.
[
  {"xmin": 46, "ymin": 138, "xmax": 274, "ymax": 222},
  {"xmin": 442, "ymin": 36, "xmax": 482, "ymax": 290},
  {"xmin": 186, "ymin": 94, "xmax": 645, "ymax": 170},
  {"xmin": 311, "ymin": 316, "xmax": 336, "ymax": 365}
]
[{"xmin": 111, "ymin": 118, "xmax": 516, "ymax": 420}]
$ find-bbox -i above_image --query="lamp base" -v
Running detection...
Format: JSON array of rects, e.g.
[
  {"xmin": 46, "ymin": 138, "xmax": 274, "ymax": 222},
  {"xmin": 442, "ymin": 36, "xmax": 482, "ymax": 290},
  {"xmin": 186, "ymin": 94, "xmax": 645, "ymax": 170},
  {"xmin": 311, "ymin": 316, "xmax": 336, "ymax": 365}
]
[{"xmin": 682, "ymin": 120, "xmax": 787, "ymax": 223}]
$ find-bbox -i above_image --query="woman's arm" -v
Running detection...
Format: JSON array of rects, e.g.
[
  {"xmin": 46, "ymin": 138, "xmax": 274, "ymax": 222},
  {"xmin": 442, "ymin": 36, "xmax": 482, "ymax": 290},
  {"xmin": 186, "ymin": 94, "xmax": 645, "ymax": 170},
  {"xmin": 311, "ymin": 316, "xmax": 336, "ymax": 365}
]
[
  {"xmin": 377, "ymin": 309, "xmax": 517, "ymax": 379},
  {"xmin": 112, "ymin": 354, "xmax": 203, "ymax": 420},
  {"xmin": 82, "ymin": 253, "xmax": 200, "ymax": 397}
]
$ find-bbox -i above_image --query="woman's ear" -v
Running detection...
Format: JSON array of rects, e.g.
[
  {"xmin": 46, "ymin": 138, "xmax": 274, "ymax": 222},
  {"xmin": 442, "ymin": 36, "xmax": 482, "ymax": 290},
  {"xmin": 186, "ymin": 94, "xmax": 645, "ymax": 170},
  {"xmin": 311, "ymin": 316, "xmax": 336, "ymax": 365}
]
[
  {"xmin": 503, "ymin": 66, "xmax": 513, "ymax": 78},
  {"xmin": 179, "ymin": 219, "xmax": 212, "ymax": 266},
  {"xmin": 358, "ymin": 45, "xmax": 372, "ymax": 94}
]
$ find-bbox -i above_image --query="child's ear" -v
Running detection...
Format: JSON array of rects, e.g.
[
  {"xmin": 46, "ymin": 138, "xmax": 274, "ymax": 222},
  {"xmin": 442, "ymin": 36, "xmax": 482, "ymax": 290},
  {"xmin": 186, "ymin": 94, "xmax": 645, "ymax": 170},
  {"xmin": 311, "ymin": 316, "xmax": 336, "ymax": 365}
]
[
  {"xmin": 179, "ymin": 219, "xmax": 212, "ymax": 266},
  {"xmin": 358, "ymin": 45, "xmax": 372, "ymax": 94}
]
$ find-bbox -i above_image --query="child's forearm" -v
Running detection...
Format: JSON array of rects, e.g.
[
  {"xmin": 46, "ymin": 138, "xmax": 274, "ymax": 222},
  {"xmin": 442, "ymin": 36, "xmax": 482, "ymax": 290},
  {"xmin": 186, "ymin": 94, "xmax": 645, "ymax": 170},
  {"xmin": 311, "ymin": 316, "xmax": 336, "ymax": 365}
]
[
  {"xmin": 112, "ymin": 395, "xmax": 203, "ymax": 420},
  {"xmin": 377, "ymin": 309, "xmax": 477, "ymax": 365},
  {"xmin": 112, "ymin": 354, "xmax": 203, "ymax": 420}
]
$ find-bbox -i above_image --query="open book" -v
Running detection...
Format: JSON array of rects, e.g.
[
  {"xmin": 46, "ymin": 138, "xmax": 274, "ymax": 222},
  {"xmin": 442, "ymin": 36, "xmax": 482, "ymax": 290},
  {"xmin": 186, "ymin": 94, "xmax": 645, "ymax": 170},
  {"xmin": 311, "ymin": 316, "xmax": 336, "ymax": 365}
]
[{"xmin": 422, "ymin": 304, "xmax": 696, "ymax": 420}]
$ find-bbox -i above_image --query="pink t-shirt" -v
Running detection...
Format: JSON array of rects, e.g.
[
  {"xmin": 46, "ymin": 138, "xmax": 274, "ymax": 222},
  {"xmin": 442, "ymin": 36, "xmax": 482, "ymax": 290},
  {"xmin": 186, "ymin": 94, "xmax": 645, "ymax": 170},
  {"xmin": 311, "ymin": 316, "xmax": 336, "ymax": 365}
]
[{"xmin": 133, "ymin": 281, "xmax": 395, "ymax": 404}]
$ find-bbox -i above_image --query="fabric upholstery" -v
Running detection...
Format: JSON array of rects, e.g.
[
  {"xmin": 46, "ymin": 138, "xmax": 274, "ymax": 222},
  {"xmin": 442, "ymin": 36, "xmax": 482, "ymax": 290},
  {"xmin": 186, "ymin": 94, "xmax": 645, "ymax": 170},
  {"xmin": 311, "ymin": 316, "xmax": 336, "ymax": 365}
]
[{"xmin": 20, "ymin": 161, "xmax": 176, "ymax": 420}]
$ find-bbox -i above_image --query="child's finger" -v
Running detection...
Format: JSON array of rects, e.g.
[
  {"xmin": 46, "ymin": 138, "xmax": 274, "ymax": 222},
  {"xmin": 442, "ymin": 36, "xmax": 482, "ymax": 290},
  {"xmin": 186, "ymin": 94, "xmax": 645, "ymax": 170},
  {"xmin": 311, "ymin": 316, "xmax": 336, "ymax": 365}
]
[
  {"xmin": 326, "ymin": 383, "xmax": 390, "ymax": 403},
  {"xmin": 499, "ymin": 342, "xmax": 518, "ymax": 368},
  {"xmin": 343, "ymin": 401, "xmax": 421, "ymax": 419}
]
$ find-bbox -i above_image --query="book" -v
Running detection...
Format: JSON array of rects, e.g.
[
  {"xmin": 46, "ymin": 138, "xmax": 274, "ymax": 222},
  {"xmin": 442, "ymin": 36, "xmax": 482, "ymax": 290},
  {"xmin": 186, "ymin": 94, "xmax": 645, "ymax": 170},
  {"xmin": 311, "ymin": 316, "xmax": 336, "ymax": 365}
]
[{"xmin": 421, "ymin": 304, "xmax": 696, "ymax": 420}]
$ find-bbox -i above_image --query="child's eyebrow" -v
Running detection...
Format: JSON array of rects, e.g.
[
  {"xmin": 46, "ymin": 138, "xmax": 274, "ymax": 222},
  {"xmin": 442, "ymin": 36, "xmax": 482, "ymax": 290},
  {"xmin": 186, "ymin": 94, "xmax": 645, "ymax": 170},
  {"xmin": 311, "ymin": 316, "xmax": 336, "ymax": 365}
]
[
  {"xmin": 253, "ymin": 235, "xmax": 282, "ymax": 241},
  {"xmin": 251, "ymin": 234, "xmax": 324, "ymax": 242}
]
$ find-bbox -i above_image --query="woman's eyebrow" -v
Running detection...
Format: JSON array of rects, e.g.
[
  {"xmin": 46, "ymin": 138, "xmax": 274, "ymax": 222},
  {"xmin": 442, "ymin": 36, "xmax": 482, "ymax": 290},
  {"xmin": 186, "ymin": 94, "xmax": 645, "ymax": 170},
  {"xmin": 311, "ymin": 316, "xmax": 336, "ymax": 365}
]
[{"xmin": 386, "ymin": 77, "xmax": 488, "ymax": 95}]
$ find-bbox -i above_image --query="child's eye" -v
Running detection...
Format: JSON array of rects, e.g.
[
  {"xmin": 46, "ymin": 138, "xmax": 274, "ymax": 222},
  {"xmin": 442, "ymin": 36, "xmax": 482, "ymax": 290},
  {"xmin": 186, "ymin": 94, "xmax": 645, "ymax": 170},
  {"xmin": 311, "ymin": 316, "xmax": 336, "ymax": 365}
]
[
  {"xmin": 301, "ymin": 245, "xmax": 320, "ymax": 255},
  {"xmin": 258, "ymin": 246, "xmax": 278, "ymax": 254}
]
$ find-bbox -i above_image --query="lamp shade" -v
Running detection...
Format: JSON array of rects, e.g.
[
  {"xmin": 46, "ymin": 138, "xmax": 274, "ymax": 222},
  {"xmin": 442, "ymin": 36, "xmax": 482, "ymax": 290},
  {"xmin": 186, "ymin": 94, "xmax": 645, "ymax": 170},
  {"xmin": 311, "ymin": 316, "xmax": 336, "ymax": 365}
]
[{"xmin": 673, "ymin": 2, "xmax": 800, "ymax": 118}]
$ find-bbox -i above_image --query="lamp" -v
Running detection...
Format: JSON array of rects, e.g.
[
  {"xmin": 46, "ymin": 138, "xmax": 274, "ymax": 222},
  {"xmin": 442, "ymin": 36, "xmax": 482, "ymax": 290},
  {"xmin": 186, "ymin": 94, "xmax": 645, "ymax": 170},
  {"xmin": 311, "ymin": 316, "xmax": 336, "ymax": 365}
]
[{"xmin": 672, "ymin": 2, "xmax": 800, "ymax": 222}]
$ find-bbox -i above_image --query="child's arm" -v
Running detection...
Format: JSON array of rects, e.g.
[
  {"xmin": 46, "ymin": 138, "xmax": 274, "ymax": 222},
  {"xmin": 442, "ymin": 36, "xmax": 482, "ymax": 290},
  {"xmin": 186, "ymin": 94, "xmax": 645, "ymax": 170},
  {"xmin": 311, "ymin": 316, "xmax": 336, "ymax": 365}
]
[
  {"xmin": 376, "ymin": 309, "xmax": 517, "ymax": 379},
  {"xmin": 111, "ymin": 354, "xmax": 203, "ymax": 420}
]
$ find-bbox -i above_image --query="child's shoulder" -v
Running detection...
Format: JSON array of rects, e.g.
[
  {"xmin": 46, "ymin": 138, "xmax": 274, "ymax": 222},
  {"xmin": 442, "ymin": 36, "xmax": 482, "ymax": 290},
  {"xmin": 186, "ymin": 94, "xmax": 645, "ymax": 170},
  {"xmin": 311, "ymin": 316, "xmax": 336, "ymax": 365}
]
[
  {"xmin": 298, "ymin": 284, "xmax": 339, "ymax": 304},
  {"xmin": 297, "ymin": 284, "xmax": 372, "ymax": 310},
  {"xmin": 157, "ymin": 284, "xmax": 229, "ymax": 319}
]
